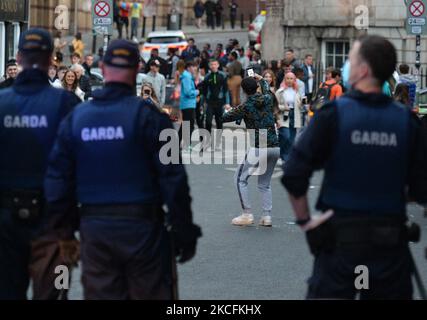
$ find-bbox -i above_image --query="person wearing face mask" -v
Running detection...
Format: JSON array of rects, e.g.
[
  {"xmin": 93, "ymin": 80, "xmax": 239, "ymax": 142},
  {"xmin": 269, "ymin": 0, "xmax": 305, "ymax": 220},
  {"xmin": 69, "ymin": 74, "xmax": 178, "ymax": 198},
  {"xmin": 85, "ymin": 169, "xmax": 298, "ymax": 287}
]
[{"xmin": 281, "ymin": 35, "xmax": 427, "ymax": 300}]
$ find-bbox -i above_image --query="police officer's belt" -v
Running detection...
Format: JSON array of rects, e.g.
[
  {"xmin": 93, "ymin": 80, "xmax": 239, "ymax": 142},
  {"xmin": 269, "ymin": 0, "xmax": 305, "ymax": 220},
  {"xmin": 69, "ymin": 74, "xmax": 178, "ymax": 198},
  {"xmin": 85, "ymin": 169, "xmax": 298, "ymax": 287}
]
[
  {"xmin": 306, "ymin": 215, "xmax": 420, "ymax": 255},
  {"xmin": 333, "ymin": 218, "xmax": 412, "ymax": 248},
  {"xmin": 79, "ymin": 204, "xmax": 163, "ymax": 221}
]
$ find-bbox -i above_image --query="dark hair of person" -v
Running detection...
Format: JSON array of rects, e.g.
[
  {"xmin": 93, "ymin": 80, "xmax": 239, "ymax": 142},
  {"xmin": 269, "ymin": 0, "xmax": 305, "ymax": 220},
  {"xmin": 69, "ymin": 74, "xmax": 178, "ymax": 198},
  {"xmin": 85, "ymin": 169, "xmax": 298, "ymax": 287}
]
[
  {"xmin": 331, "ymin": 69, "xmax": 341, "ymax": 78},
  {"xmin": 58, "ymin": 65, "xmax": 68, "ymax": 73},
  {"xmin": 75, "ymin": 32, "xmax": 82, "ymax": 40},
  {"xmin": 293, "ymin": 67, "xmax": 304, "ymax": 76},
  {"xmin": 185, "ymin": 61, "xmax": 196, "ymax": 69},
  {"xmin": 305, "ymin": 54, "xmax": 313, "ymax": 59},
  {"xmin": 71, "ymin": 52, "xmax": 81, "ymax": 59},
  {"xmin": 399, "ymin": 64, "xmax": 410, "ymax": 75},
  {"xmin": 241, "ymin": 77, "xmax": 258, "ymax": 95},
  {"xmin": 394, "ymin": 83, "xmax": 410, "ymax": 106},
  {"xmin": 6, "ymin": 61, "xmax": 17, "ymax": 69},
  {"xmin": 286, "ymin": 49, "xmax": 294, "ymax": 54},
  {"xmin": 270, "ymin": 60, "xmax": 279, "ymax": 73},
  {"xmin": 209, "ymin": 58, "xmax": 219, "ymax": 64},
  {"xmin": 230, "ymin": 51, "xmax": 238, "ymax": 60},
  {"xmin": 357, "ymin": 35, "xmax": 397, "ymax": 84}
]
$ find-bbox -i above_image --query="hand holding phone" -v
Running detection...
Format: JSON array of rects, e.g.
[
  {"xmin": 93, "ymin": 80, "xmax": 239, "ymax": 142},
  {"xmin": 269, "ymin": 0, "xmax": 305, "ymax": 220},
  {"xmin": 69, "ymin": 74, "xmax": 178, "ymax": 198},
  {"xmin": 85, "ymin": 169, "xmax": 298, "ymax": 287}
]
[{"xmin": 247, "ymin": 68, "xmax": 255, "ymax": 77}]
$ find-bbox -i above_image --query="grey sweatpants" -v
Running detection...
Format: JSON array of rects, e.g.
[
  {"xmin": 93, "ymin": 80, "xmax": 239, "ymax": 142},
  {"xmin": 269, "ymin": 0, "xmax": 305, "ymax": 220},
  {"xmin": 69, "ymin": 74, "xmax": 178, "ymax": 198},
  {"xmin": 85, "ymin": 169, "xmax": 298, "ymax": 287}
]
[{"xmin": 235, "ymin": 148, "xmax": 281, "ymax": 216}]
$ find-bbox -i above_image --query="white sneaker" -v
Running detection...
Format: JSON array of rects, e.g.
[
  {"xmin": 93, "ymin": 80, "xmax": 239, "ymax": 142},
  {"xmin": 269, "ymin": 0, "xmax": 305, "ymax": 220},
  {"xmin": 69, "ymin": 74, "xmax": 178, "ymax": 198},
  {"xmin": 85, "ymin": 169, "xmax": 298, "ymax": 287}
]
[
  {"xmin": 231, "ymin": 214, "xmax": 254, "ymax": 226},
  {"xmin": 259, "ymin": 216, "xmax": 272, "ymax": 227}
]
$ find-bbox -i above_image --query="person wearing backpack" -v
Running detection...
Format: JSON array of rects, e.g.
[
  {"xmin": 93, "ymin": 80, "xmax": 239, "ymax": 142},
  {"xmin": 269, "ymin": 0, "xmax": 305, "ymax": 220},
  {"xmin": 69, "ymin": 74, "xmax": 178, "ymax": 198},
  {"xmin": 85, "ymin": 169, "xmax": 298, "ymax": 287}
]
[{"xmin": 311, "ymin": 69, "xmax": 343, "ymax": 113}]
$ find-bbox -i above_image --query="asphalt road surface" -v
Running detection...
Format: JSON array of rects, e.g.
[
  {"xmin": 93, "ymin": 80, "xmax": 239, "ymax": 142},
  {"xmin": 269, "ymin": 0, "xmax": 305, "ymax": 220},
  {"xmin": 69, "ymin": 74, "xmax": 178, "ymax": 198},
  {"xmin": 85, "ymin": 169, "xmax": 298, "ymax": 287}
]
[{"xmin": 62, "ymin": 127, "xmax": 427, "ymax": 300}]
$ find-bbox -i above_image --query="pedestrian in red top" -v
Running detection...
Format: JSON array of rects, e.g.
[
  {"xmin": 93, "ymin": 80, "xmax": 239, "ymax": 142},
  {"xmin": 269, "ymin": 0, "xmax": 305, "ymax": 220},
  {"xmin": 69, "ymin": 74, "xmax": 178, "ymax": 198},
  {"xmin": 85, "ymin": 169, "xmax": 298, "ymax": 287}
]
[{"xmin": 118, "ymin": 1, "xmax": 131, "ymax": 39}]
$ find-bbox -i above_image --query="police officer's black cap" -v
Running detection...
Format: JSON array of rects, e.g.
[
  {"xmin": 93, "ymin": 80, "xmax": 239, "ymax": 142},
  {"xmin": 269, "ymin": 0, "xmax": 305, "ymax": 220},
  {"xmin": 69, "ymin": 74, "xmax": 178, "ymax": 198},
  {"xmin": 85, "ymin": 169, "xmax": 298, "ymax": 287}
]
[
  {"xmin": 18, "ymin": 28, "xmax": 53, "ymax": 53},
  {"xmin": 103, "ymin": 39, "xmax": 140, "ymax": 69}
]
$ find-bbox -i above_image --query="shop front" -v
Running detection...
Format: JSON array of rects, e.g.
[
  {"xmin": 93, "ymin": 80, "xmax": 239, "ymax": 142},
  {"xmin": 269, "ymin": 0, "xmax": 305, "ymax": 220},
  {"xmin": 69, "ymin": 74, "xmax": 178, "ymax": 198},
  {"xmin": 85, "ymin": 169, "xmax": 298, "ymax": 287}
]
[{"xmin": 0, "ymin": 0, "xmax": 29, "ymax": 77}]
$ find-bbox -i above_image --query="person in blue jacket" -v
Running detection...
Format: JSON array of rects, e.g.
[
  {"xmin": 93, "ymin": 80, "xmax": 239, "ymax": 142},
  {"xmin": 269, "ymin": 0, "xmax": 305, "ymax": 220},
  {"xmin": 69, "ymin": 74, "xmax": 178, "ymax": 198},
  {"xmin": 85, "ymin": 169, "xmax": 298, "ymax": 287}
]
[
  {"xmin": 0, "ymin": 28, "xmax": 80, "ymax": 300},
  {"xmin": 44, "ymin": 39, "xmax": 201, "ymax": 300},
  {"xmin": 179, "ymin": 61, "xmax": 200, "ymax": 152}
]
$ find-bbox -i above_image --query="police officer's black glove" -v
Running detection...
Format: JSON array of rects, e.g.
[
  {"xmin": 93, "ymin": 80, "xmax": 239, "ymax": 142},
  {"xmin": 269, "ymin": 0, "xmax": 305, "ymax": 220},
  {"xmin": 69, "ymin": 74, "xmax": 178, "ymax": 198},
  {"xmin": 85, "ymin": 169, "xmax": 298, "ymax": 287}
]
[
  {"xmin": 171, "ymin": 223, "xmax": 202, "ymax": 264},
  {"xmin": 177, "ymin": 243, "xmax": 197, "ymax": 264}
]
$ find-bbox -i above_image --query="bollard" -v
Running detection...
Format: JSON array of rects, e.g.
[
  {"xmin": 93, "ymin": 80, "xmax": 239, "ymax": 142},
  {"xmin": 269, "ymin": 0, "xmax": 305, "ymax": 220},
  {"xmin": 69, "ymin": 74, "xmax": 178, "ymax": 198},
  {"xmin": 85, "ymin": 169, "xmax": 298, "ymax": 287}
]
[
  {"xmin": 241, "ymin": 14, "xmax": 244, "ymax": 29},
  {"xmin": 92, "ymin": 34, "xmax": 97, "ymax": 54},
  {"xmin": 152, "ymin": 16, "xmax": 157, "ymax": 32},
  {"xmin": 142, "ymin": 17, "xmax": 147, "ymax": 38},
  {"xmin": 249, "ymin": 14, "xmax": 253, "ymax": 24},
  {"xmin": 167, "ymin": 14, "xmax": 171, "ymax": 30},
  {"xmin": 222, "ymin": 15, "xmax": 225, "ymax": 29},
  {"xmin": 179, "ymin": 14, "xmax": 183, "ymax": 30}
]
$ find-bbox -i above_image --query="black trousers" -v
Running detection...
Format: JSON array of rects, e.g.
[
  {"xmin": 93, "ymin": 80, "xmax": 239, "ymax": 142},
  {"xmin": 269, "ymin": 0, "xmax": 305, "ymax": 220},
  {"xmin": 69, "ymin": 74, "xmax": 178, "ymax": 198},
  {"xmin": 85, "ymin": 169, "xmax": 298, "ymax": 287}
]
[
  {"xmin": 216, "ymin": 13, "xmax": 222, "ymax": 27},
  {"xmin": 179, "ymin": 109, "xmax": 196, "ymax": 149},
  {"xmin": 0, "ymin": 208, "xmax": 69, "ymax": 300},
  {"xmin": 307, "ymin": 245, "xmax": 413, "ymax": 300},
  {"xmin": 207, "ymin": 14, "xmax": 215, "ymax": 29},
  {"xmin": 230, "ymin": 14, "xmax": 237, "ymax": 29},
  {"xmin": 80, "ymin": 217, "xmax": 173, "ymax": 300},
  {"xmin": 195, "ymin": 101, "xmax": 204, "ymax": 130},
  {"xmin": 205, "ymin": 101, "xmax": 224, "ymax": 133}
]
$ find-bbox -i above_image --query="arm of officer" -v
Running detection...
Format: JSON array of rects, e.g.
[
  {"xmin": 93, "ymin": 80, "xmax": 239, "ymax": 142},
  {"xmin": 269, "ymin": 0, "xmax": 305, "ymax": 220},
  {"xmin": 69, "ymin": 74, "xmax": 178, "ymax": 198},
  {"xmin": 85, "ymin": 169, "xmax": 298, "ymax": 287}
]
[
  {"xmin": 282, "ymin": 104, "xmax": 337, "ymax": 229},
  {"xmin": 142, "ymin": 107, "xmax": 201, "ymax": 260},
  {"xmin": 407, "ymin": 114, "xmax": 427, "ymax": 204},
  {"xmin": 44, "ymin": 114, "xmax": 78, "ymax": 240}
]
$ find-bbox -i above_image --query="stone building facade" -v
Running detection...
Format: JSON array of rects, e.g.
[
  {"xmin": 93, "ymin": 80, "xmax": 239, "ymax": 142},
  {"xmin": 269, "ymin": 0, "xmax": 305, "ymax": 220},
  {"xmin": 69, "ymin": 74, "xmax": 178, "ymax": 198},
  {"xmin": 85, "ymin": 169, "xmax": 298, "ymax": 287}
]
[{"xmin": 262, "ymin": 0, "xmax": 422, "ymax": 72}]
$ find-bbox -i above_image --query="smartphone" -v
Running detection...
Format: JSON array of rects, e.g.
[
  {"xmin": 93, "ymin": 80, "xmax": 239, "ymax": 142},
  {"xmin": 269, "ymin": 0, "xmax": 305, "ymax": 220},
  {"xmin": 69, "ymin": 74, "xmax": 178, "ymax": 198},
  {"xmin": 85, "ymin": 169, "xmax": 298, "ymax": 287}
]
[{"xmin": 247, "ymin": 68, "xmax": 255, "ymax": 77}]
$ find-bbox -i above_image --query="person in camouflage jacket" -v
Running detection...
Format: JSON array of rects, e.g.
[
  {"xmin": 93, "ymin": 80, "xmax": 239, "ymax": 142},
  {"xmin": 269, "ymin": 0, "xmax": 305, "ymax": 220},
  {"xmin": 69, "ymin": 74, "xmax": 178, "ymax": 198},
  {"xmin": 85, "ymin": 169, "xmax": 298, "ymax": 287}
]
[{"xmin": 222, "ymin": 74, "xmax": 281, "ymax": 228}]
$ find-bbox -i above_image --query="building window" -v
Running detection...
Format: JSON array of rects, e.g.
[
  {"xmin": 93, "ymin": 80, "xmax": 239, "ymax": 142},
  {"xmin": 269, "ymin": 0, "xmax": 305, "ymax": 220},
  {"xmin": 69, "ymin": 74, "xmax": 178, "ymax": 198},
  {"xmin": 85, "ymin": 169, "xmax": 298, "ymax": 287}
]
[{"xmin": 323, "ymin": 41, "xmax": 350, "ymax": 69}]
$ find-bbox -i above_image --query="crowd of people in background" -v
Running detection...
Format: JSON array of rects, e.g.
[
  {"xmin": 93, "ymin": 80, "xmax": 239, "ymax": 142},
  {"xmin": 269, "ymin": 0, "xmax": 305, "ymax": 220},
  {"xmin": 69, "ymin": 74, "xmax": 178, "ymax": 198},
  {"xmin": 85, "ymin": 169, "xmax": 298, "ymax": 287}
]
[{"xmin": 0, "ymin": 30, "xmax": 422, "ymax": 162}]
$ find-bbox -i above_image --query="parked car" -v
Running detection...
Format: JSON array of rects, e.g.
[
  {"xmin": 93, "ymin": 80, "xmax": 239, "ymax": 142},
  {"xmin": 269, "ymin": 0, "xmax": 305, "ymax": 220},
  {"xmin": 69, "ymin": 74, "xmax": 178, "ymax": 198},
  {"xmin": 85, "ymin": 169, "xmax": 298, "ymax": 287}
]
[
  {"xmin": 416, "ymin": 88, "xmax": 427, "ymax": 115},
  {"xmin": 89, "ymin": 68, "xmax": 104, "ymax": 92},
  {"xmin": 248, "ymin": 11, "xmax": 267, "ymax": 45},
  {"xmin": 141, "ymin": 30, "xmax": 188, "ymax": 62}
]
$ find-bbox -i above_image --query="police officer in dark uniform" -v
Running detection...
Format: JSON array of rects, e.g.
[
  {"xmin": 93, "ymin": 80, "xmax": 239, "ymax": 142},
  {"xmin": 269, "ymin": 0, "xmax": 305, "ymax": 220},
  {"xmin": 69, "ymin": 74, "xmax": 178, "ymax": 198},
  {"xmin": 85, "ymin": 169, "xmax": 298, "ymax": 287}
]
[
  {"xmin": 44, "ymin": 39, "xmax": 202, "ymax": 300},
  {"xmin": 0, "ymin": 28, "xmax": 80, "ymax": 300},
  {"xmin": 282, "ymin": 35, "xmax": 427, "ymax": 300}
]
